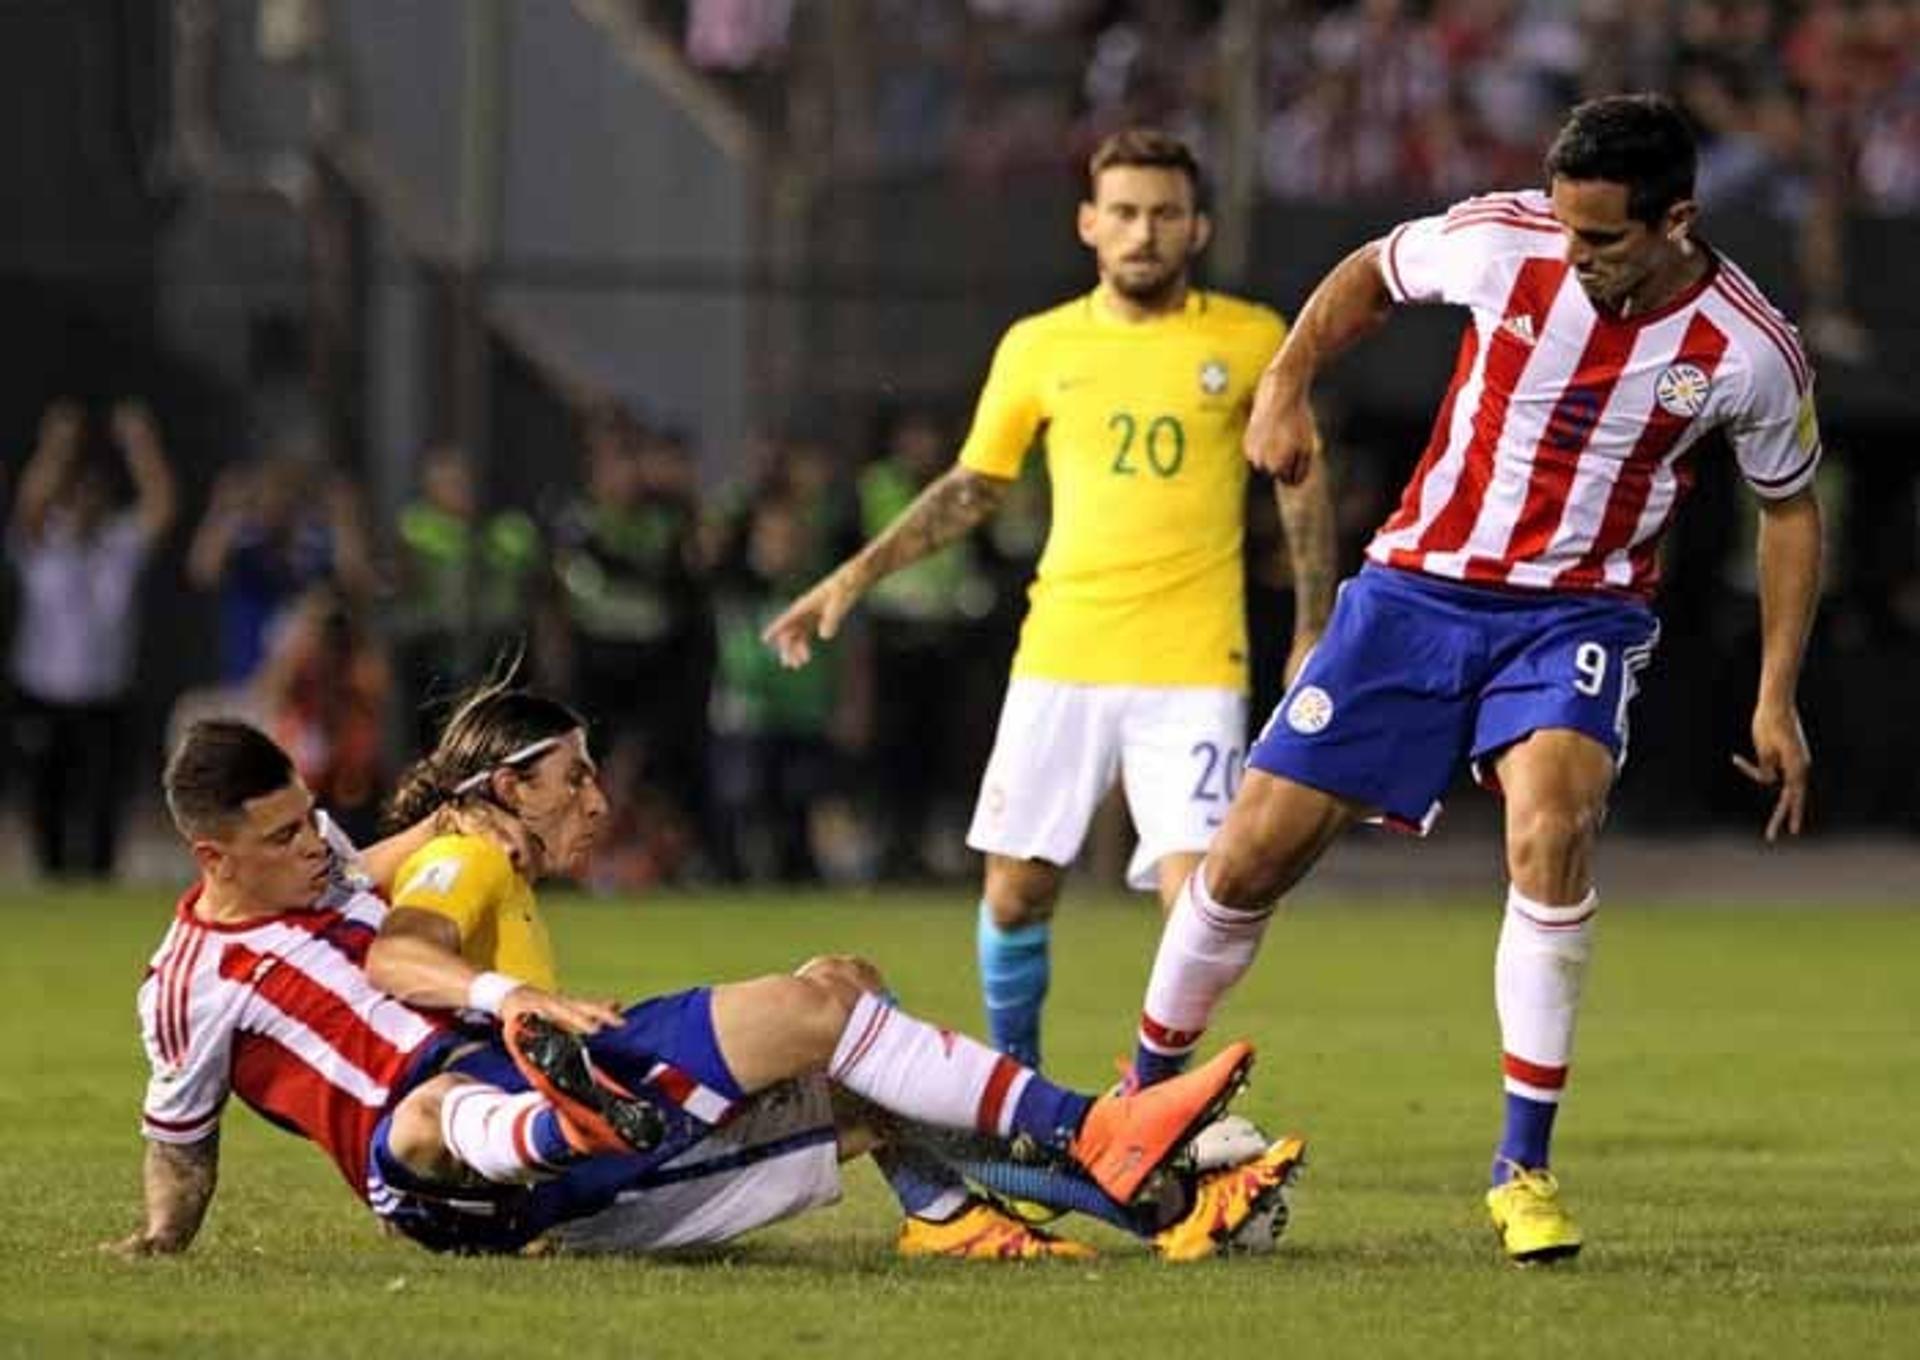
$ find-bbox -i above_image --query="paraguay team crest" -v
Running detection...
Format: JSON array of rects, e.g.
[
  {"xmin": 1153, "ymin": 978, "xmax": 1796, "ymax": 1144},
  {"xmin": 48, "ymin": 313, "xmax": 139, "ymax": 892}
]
[
  {"xmin": 1285, "ymin": 685, "xmax": 1334, "ymax": 735},
  {"xmin": 1655, "ymin": 363, "xmax": 1712, "ymax": 417},
  {"xmin": 1199, "ymin": 358, "xmax": 1229, "ymax": 396}
]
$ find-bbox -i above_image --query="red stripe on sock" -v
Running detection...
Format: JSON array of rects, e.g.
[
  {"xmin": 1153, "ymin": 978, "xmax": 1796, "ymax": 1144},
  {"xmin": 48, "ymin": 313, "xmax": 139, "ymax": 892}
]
[
  {"xmin": 1503, "ymin": 1052, "xmax": 1568, "ymax": 1090},
  {"xmin": 975, "ymin": 1055, "xmax": 1022, "ymax": 1135},
  {"xmin": 1511, "ymin": 901, "xmax": 1596, "ymax": 931},
  {"xmin": 1138, "ymin": 1012, "xmax": 1201, "ymax": 1054},
  {"xmin": 828, "ymin": 1001, "xmax": 888, "ymax": 1080},
  {"xmin": 510, "ymin": 1103, "xmax": 543, "ymax": 1169}
]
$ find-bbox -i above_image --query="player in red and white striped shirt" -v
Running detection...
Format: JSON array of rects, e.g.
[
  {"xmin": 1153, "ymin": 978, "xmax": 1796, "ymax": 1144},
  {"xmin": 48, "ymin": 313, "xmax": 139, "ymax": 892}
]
[{"xmin": 1124, "ymin": 95, "xmax": 1824, "ymax": 1263}]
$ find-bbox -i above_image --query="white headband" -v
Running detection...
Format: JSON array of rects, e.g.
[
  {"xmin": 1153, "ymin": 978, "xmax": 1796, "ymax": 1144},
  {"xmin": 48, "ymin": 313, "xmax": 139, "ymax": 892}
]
[{"xmin": 450, "ymin": 736, "xmax": 565, "ymax": 796}]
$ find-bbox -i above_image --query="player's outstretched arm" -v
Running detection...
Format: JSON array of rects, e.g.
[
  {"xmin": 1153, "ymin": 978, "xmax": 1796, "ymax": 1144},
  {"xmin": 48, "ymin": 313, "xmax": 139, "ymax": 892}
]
[
  {"xmin": 367, "ymin": 908, "xmax": 621, "ymax": 1034},
  {"xmin": 1734, "ymin": 487, "xmax": 1821, "ymax": 841},
  {"xmin": 105, "ymin": 1134, "xmax": 220, "ymax": 1257},
  {"xmin": 762, "ymin": 464, "xmax": 1012, "ymax": 668},
  {"xmin": 1246, "ymin": 242, "xmax": 1395, "ymax": 484}
]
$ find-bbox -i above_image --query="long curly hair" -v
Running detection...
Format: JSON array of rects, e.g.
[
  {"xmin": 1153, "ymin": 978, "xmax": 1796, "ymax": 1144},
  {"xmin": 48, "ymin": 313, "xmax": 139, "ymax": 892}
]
[{"xmin": 385, "ymin": 678, "xmax": 586, "ymax": 832}]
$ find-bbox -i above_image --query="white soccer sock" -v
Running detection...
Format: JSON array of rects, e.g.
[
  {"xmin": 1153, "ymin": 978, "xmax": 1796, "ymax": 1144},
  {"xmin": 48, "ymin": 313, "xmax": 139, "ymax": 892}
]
[
  {"xmin": 1136, "ymin": 862, "xmax": 1274, "ymax": 1061},
  {"xmin": 829, "ymin": 992, "xmax": 1033, "ymax": 1138},
  {"xmin": 1495, "ymin": 886, "xmax": 1598, "ymax": 1102},
  {"xmin": 439, "ymin": 1084, "xmax": 566, "ymax": 1184}
]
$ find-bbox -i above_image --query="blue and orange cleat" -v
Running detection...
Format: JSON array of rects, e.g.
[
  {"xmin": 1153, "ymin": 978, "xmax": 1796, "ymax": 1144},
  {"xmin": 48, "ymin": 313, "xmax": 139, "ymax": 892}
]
[{"xmin": 504, "ymin": 1013, "xmax": 665, "ymax": 1156}]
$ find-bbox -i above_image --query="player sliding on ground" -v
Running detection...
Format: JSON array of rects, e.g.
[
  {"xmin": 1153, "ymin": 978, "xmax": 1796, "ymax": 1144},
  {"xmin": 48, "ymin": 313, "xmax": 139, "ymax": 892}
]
[
  {"xmin": 1120, "ymin": 94, "xmax": 1823, "ymax": 1265},
  {"xmin": 362, "ymin": 679, "xmax": 1303, "ymax": 1258},
  {"xmin": 110, "ymin": 719, "xmax": 1294, "ymax": 1260},
  {"xmin": 764, "ymin": 128, "xmax": 1335, "ymax": 1075}
]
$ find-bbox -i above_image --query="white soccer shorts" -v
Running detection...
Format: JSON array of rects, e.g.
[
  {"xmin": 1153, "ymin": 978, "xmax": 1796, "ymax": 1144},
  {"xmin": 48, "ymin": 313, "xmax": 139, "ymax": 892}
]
[
  {"xmin": 546, "ymin": 1077, "xmax": 842, "ymax": 1255},
  {"xmin": 966, "ymin": 678, "xmax": 1247, "ymax": 890}
]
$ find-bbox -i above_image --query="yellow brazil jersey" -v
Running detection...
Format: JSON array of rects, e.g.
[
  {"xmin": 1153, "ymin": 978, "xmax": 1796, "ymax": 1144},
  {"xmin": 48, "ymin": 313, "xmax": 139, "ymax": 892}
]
[
  {"xmin": 957, "ymin": 288, "xmax": 1285, "ymax": 689},
  {"xmin": 390, "ymin": 834, "xmax": 557, "ymax": 992}
]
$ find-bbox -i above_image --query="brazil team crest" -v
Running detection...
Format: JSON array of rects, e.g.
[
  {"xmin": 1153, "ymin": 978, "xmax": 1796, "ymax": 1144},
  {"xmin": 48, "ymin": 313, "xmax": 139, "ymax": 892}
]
[
  {"xmin": 1655, "ymin": 363, "xmax": 1712, "ymax": 417},
  {"xmin": 1199, "ymin": 359, "xmax": 1229, "ymax": 396}
]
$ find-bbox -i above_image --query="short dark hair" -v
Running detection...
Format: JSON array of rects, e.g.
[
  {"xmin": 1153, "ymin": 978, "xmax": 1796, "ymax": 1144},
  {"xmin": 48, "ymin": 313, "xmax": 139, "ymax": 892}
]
[
  {"xmin": 385, "ymin": 679, "xmax": 586, "ymax": 830},
  {"xmin": 1088, "ymin": 128, "xmax": 1205, "ymax": 204},
  {"xmin": 165, "ymin": 720, "xmax": 295, "ymax": 838},
  {"xmin": 1545, "ymin": 94, "xmax": 1697, "ymax": 225}
]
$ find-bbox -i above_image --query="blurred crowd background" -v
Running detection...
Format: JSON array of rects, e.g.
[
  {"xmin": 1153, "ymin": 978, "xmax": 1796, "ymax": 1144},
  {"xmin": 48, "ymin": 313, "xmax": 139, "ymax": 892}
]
[{"xmin": 4, "ymin": 0, "xmax": 1917, "ymax": 889}]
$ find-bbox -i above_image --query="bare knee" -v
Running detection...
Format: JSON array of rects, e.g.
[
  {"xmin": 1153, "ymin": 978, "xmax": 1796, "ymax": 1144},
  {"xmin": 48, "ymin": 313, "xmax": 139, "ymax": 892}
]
[
  {"xmin": 1205, "ymin": 772, "xmax": 1355, "ymax": 911},
  {"xmin": 772, "ymin": 972, "xmax": 862, "ymax": 1062},
  {"xmin": 387, "ymin": 1076, "xmax": 467, "ymax": 1181},
  {"xmin": 983, "ymin": 856, "xmax": 1063, "ymax": 928},
  {"xmin": 795, "ymin": 953, "xmax": 887, "ymax": 999},
  {"xmin": 1506, "ymin": 802, "xmax": 1601, "ymax": 900}
]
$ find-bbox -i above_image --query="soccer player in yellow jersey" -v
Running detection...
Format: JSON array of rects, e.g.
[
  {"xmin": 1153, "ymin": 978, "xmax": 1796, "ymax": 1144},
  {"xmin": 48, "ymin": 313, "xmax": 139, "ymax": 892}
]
[
  {"xmin": 766, "ymin": 130, "xmax": 1337, "ymax": 1069},
  {"xmin": 366, "ymin": 684, "xmax": 622, "ymax": 1036}
]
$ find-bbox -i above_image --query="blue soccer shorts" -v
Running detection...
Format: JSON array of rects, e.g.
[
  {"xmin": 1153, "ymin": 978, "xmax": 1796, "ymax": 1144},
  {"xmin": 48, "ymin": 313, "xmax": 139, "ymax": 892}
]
[
  {"xmin": 368, "ymin": 987, "xmax": 759, "ymax": 1253},
  {"xmin": 1248, "ymin": 564, "xmax": 1660, "ymax": 832}
]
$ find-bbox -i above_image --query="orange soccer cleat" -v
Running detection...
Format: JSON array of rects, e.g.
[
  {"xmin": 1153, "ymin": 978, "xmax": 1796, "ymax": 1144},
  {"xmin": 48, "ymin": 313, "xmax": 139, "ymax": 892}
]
[
  {"xmin": 503, "ymin": 1013, "xmax": 665, "ymax": 1156},
  {"xmin": 1070, "ymin": 1040, "xmax": 1255, "ymax": 1206}
]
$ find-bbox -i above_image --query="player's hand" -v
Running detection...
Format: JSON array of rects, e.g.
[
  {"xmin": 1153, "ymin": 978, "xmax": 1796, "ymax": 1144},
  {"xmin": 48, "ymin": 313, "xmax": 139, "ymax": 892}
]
[
  {"xmin": 1244, "ymin": 378, "xmax": 1320, "ymax": 486},
  {"xmin": 1732, "ymin": 701, "xmax": 1811, "ymax": 842},
  {"xmin": 110, "ymin": 399, "xmax": 158, "ymax": 448},
  {"xmin": 499, "ymin": 985, "xmax": 622, "ymax": 1036},
  {"xmin": 762, "ymin": 567, "xmax": 863, "ymax": 669}
]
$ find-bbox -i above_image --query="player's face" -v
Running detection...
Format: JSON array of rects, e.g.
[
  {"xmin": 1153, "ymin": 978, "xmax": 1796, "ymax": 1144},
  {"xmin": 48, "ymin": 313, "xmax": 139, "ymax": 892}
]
[
  {"xmin": 1549, "ymin": 177, "xmax": 1692, "ymax": 311},
  {"xmin": 1079, "ymin": 166, "xmax": 1210, "ymax": 308},
  {"xmin": 205, "ymin": 782, "xmax": 330, "ymax": 913},
  {"xmin": 508, "ymin": 729, "xmax": 607, "ymax": 879}
]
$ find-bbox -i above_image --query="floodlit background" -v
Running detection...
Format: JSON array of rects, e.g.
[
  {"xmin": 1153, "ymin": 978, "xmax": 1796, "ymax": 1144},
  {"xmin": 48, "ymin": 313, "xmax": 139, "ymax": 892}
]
[{"xmin": 2, "ymin": 0, "xmax": 1915, "ymax": 888}]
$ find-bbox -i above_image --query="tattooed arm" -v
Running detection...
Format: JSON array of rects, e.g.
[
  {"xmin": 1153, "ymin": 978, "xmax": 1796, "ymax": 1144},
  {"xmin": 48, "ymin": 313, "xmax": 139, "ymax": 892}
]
[
  {"xmin": 104, "ymin": 1134, "xmax": 220, "ymax": 1257},
  {"xmin": 763, "ymin": 465, "xmax": 1012, "ymax": 668},
  {"xmin": 1274, "ymin": 449, "xmax": 1337, "ymax": 685}
]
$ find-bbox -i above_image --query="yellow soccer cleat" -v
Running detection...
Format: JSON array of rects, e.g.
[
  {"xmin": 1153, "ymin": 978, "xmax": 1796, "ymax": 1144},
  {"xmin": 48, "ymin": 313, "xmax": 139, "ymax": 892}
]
[
  {"xmin": 896, "ymin": 1198, "xmax": 1098, "ymax": 1261},
  {"xmin": 1155, "ymin": 1135, "xmax": 1307, "ymax": 1263},
  {"xmin": 1485, "ymin": 1163, "xmax": 1584, "ymax": 1264}
]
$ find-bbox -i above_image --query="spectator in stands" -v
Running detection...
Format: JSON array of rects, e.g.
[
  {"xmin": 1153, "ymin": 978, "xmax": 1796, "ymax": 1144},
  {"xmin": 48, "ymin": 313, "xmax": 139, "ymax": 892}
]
[
  {"xmin": 186, "ymin": 450, "xmax": 377, "ymax": 687},
  {"xmin": 708, "ymin": 495, "xmax": 846, "ymax": 882},
  {"xmin": 257, "ymin": 583, "xmax": 392, "ymax": 845},
  {"xmin": 8, "ymin": 398, "xmax": 176, "ymax": 879},
  {"xmin": 390, "ymin": 443, "xmax": 543, "ymax": 746},
  {"xmin": 550, "ymin": 404, "xmax": 712, "ymax": 882},
  {"xmin": 857, "ymin": 406, "xmax": 994, "ymax": 879}
]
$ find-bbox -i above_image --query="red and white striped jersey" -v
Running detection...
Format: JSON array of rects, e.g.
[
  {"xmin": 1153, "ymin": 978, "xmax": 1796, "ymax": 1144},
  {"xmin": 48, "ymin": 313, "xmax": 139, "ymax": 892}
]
[
  {"xmin": 1370, "ymin": 190, "xmax": 1820, "ymax": 597},
  {"xmin": 138, "ymin": 884, "xmax": 450, "ymax": 1196}
]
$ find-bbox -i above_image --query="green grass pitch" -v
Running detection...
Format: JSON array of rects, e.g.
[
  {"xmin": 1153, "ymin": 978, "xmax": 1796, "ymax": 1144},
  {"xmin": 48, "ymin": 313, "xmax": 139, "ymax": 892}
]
[{"xmin": 2, "ymin": 884, "xmax": 1915, "ymax": 1358}]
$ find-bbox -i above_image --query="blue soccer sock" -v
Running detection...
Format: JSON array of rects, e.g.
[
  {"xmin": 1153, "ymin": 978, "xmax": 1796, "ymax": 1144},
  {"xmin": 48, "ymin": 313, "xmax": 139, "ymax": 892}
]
[
  {"xmin": 872, "ymin": 1142, "xmax": 971, "ymax": 1222},
  {"xmin": 527, "ymin": 1107, "xmax": 584, "ymax": 1167},
  {"xmin": 949, "ymin": 1156, "xmax": 1154, "ymax": 1236},
  {"xmin": 977, "ymin": 906, "xmax": 1050, "ymax": 1069},
  {"xmin": 1493, "ymin": 1094, "xmax": 1559, "ymax": 1183},
  {"xmin": 1129, "ymin": 1047, "xmax": 1192, "ymax": 1089},
  {"xmin": 1006, "ymin": 1073, "xmax": 1094, "ymax": 1152}
]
